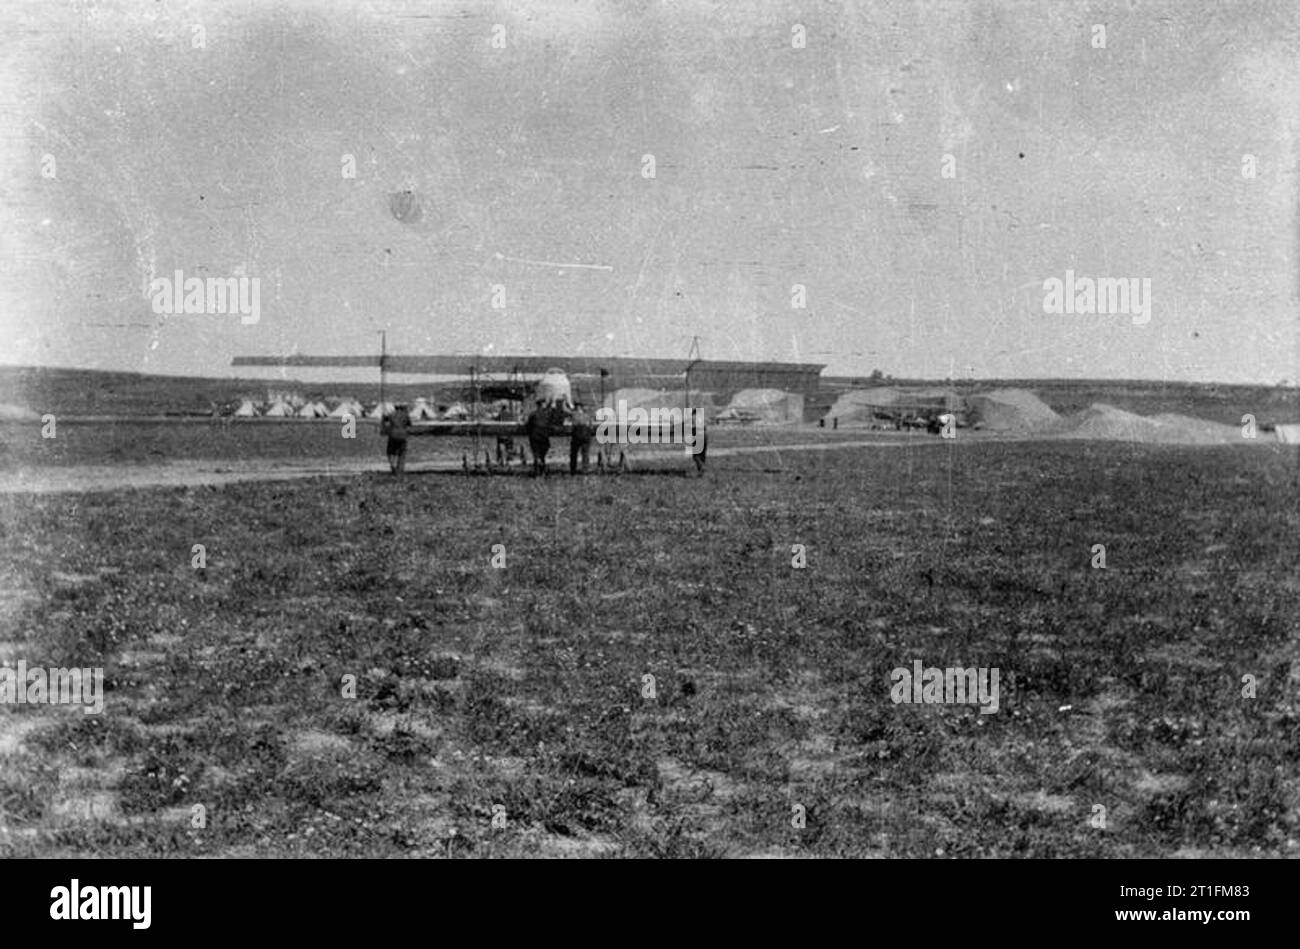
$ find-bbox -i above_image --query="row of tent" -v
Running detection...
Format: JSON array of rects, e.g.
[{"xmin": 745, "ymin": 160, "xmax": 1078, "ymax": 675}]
[
  {"xmin": 230, "ymin": 397, "xmax": 473, "ymax": 420},
  {"xmin": 231, "ymin": 388, "xmax": 811, "ymax": 424}
]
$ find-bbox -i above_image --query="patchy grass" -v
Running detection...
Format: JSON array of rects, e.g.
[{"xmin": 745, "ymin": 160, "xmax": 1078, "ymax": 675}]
[{"xmin": 0, "ymin": 441, "xmax": 1296, "ymax": 857}]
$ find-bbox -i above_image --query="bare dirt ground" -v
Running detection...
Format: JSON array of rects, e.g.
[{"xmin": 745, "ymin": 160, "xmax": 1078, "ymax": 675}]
[{"xmin": 0, "ymin": 437, "xmax": 954, "ymax": 495}]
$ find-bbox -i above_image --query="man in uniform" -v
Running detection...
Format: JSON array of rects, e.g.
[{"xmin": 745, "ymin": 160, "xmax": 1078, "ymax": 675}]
[
  {"xmin": 381, "ymin": 402, "xmax": 412, "ymax": 475},
  {"xmin": 569, "ymin": 402, "xmax": 594, "ymax": 475},
  {"xmin": 524, "ymin": 401, "xmax": 551, "ymax": 475}
]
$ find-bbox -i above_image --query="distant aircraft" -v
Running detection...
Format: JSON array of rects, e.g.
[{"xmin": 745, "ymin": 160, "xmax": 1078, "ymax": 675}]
[
  {"xmin": 230, "ymin": 352, "xmax": 708, "ymax": 473},
  {"xmin": 712, "ymin": 406, "xmax": 762, "ymax": 425}
]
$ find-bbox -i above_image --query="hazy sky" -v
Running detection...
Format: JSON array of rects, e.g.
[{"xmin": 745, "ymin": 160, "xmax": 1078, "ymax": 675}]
[{"xmin": 1, "ymin": 0, "xmax": 1296, "ymax": 383}]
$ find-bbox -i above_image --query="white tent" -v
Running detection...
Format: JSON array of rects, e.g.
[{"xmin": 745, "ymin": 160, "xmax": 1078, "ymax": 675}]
[
  {"xmin": 264, "ymin": 400, "xmax": 295, "ymax": 417},
  {"xmin": 298, "ymin": 401, "xmax": 329, "ymax": 418},
  {"xmin": 368, "ymin": 401, "xmax": 395, "ymax": 419},
  {"xmin": 1275, "ymin": 423, "xmax": 1300, "ymax": 444},
  {"xmin": 0, "ymin": 403, "xmax": 39, "ymax": 421},
  {"xmin": 266, "ymin": 390, "xmax": 302, "ymax": 409},
  {"xmin": 233, "ymin": 400, "xmax": 260, "ymax": 417},
  {"xmin": 409, "ymin": 398, "xmax": 438, "ymax": 421},
  {"xmin": 329, "ymin": 399, "xmax": 364, "ymax": 419},
  {"xmin": 442, "ymin": 402, "xmax": 470, "ymax": 420},
  {"xmin": 823, "ymin": 388, "xmax": 907, "ymax": 426},
  {"xmin": 724, "ymin": 389, "xmax": 804, "ymax": 424}
]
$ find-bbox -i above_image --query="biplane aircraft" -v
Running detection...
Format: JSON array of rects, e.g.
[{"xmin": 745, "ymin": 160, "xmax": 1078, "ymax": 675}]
[
  {"xmin": 831, "ymin": 393, "xmax": 969, "ymax": 433},
  {"xmin": 872, "ymin": 400, "xmax": 968, "ymax": 433},
  {"xmin": 231, "ymin": 351, "xmax": 709, "ymax": 474}
]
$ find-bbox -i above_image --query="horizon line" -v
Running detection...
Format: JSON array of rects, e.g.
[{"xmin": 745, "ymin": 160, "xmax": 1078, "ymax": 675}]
[{"xmin": 0, "ymin": 362, "xmax": 1295, "ymax": 391}]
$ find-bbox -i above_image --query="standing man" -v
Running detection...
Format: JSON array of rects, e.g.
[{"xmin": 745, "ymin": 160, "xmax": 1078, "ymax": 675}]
[
  {"xmin": 524, "ymin": 401, "xmax": 551, "ymax": 476},
  {"xmin": 381, "ymin": 402, "xmax": 412, "ymax": 475},
  {"xmin": 569, "ymin": 402, "xmax": 594, "ymax": 475}
]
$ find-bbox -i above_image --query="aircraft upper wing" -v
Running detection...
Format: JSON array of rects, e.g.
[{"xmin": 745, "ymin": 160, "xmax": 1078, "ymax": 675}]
[
  {"xmin": 231, "ymin": 354, "xmax": 691, "ymax": 377},
  {"xmin": 231, "ymin": 353, "xmax": 824, "ymax": 386}
]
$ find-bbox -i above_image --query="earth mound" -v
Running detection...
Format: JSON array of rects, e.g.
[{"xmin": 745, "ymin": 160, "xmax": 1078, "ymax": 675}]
[
  {"xmin": 966, "ymin": 389, "xmax": 1060, "ymax": 432},
  {"xmin": 1060, "ymin": 403, "xmax": 1242, "ymax": 444}
]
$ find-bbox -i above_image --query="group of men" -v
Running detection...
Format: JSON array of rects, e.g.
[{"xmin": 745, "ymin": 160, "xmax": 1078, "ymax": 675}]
[
  {"xmin": 524, "ymin": 401, "xmax": 595, "ymax": 475},
  {"xmin": 380, "ymin": 399, "xmax": 596, "ymax": 476}
]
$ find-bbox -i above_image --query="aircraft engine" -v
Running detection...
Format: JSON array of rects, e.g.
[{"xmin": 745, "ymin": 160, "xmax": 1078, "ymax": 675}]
[{"xmin": 535, "ymin": 368, "xmax": 574, "ymax": 409}]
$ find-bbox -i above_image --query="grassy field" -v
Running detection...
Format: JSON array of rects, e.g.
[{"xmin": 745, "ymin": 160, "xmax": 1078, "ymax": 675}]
[
  {"xmin": 0, "ymin": 440, "xmax": 1296, "ymax": 857},
  {"xmin": 0, "ymin": 418, "xmax": 388, "ymax": 469}
]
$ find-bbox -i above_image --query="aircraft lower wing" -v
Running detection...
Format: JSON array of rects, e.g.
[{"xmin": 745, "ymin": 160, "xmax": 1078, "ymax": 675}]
[
  {"xmin": 405, "ymin": 419, "xmax": 706, "ymax": 442},
  {"xmin": 407, "ymin": 420, "xmax": 533, "ymax": 437}
]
